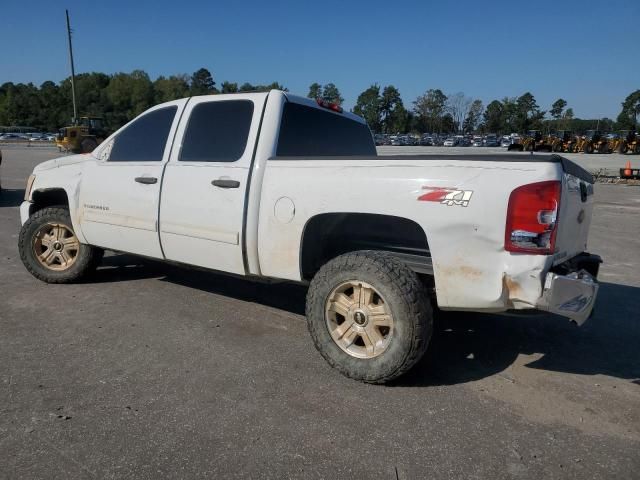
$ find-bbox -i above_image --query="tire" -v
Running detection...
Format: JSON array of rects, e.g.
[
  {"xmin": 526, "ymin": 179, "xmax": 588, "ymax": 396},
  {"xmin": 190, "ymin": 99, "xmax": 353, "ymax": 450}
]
[
  {"xmin": 583, "ymin": 143, "xmax": 593, "ymax": 154},
  {"xmin": 19, "ymin": 206, "xmax": 103, "ymax": 283},
  {"xmin": 80, "ymin": 137, "xmax": 98, "ymax": 153},
  {"xmin": 305, "ymin": 251, "xmax": 433, "ymax": 384},
  {"xmin": 618, "ymin": 142, "xmax": 626, "ymax": 154},
  {"xmin": 553, "ymin": 143, "xmax": 563, "ymax": 152}
]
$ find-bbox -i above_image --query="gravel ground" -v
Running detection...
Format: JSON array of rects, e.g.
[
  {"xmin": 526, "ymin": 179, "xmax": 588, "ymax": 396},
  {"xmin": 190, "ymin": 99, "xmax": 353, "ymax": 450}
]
[{"xmin": 1, "ymin": 146, "xmax": 639, "ymax": 479}]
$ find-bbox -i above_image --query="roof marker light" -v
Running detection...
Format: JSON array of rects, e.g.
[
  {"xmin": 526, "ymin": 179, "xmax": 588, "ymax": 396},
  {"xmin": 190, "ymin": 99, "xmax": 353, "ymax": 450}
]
[{"xmin": 316, "ymin": 98, "xmax": 343, "ymax": 113}]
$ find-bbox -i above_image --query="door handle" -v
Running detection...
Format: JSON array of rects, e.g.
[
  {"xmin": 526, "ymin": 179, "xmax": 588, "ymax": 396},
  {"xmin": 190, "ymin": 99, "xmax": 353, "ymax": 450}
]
[
  {"xmin": 135, "ymin": 176, "xmax": 158, "ymax": 185},
  {"xmin": 212, "ymin": 179, "xmax": 240, "ymax": 189}
]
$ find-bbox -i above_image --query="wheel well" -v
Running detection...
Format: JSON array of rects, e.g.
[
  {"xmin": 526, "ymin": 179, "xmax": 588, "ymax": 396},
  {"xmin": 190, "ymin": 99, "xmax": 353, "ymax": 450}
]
[
  {"xmin": 300, "ymin": 213, "xmax": 431, "ymax": 280},
  {"xmin": 30, "ymin": 189, "xmax": 69, "ymax": 214}
]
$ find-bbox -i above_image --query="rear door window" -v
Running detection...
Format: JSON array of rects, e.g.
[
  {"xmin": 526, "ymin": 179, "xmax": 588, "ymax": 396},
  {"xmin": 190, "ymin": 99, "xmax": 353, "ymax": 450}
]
[
  {"xmin": 109, "ymin": 106, "xmax": 177, "ymax": 162},
  {"xmin": 180, "ymin": 100, "xmax": 254, "ymax": 162},
  {"xmin": 276, "ymin": 102, "xmax": 375, "ymax": 156}
]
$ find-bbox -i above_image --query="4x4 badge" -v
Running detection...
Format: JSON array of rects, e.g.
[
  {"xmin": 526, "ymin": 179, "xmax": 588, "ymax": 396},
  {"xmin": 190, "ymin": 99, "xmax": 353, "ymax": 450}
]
[{"xmin": 418, "ymin": 187, "xmax": 473, "ymax": 207}]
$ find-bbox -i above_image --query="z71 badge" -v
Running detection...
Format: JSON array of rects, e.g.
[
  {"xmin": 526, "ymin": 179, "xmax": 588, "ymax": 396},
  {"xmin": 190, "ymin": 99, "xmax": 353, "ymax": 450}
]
[{"xmin": 418, "ymin": 187, "xmax": 473, "ymax": 207}]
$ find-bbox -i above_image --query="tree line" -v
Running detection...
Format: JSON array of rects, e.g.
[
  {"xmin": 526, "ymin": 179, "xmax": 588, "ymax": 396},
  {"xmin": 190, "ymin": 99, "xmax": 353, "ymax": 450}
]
[
  {"xmin": 0, "ymin": 67, "xmax": 638, "ymax": 135},
  {"xmin": 0, "ymin": 68, "xmax": 285, "ymax": 132},
  {"xmin": 350, "ymin": 86, "xmax": 639, "ymax": 135}
]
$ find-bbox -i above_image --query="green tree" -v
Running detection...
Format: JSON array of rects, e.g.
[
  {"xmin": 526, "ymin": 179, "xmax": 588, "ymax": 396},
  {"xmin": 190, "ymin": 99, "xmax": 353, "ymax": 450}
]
[
  {"xmin": 441, "ymin": 113, "xmax": 455, "ymax": 133},
  {"xmin": 219, "ymin": 81, "xmax": 238, "ymax": 93},
  {"xmin": 307, "ymin": 83, "xmax": 344, "ymax": 105},
  {"xmin": 515, "ymin": 92, "xmax": 545, "ymax": 132},
  {"xmin": 154, "ymin": 75, "xmax": 190, "ymax": 103},
  {"xmin": 307, "ymin": 82, "xmax": 322, "ymax": 99},
  {"xmin": 561, "ymin": 107, "xmax": 574, "ymax": 130},
  {"xmin": 483, "ymin": 100, "xmax": 503, "ymax": 133},
  {"xmin": 190, "ymin": 68, "xmax": 216, "ymax": 95},
  {"xmin": 238, "ymin": 82, "xmax": 286, "ymax": 92},
  {"xmin": 321, "ymin": 83, "xmax": 344, "ymax": 105},
  {"xmin": 413, "ymin": 89, "xmax": 447, "ymax": 133},
  {"xmin": 617, "ymin": 90, "xmax": 640, "ymax": 129},
  {"xmin": 550, "ymin": 98, "xmax": 567, "ymax": 120},
  {"xmin": 463, "ymin": 99, "xmax": 483, "ymax": 133},
  {"xmin": 379, "ymin": 85, "xmax": 406, "ymax": 133},
  {"xmin": 0, "ymin": 82, "xmax": 41, "ymax": 128},
  {"xmin": 353, "ymin": 84, "xmax": 382, "ymax": 132},
  {"xmin": 106, "ymin": 70, "xmax": 154, "ymax": 128}
]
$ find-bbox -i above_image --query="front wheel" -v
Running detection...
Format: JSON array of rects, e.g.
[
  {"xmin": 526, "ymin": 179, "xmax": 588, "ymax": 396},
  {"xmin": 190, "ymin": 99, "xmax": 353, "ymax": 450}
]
[
  {"xmin": 19, "ymin": 206, "xmax": 103, "ymax": 283},
  {"xmin": 306, "ymin": 251, "xmax": 433, "ymax": 383}
]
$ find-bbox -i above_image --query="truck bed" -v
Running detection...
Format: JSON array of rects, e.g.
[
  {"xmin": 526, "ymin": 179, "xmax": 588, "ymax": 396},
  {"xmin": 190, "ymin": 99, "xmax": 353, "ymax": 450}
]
[{"xmin": 271, "ymin": 153, "xmax": 594, "ymax": 183}]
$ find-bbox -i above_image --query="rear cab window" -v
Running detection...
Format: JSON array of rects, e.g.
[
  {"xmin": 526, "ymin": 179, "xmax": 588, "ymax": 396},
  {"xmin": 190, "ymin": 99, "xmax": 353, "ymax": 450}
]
[{"xmin": 276, "ymin": 101, "xmax": 375, "ymax": 157}]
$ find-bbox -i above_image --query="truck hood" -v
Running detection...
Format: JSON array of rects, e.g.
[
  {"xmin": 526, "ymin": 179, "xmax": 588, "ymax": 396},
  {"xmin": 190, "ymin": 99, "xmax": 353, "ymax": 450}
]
[{"xmin": 33, "ymin": 154, "xmax": 93, "ymax": 172}]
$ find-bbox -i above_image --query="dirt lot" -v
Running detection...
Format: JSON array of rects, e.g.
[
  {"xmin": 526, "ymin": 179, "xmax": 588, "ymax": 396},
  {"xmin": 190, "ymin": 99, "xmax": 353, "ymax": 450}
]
[{"xmin": 1, "ymin": 146, "xmax": 639, "ymax": 479}]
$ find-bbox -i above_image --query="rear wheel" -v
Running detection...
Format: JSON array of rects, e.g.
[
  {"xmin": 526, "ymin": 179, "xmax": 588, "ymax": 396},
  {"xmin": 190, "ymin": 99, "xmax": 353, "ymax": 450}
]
[
  {"xmin": 306, "ymin": 251, "xmax": 433, "ymax": 383},
  {"xmin": 80, "ymin": 137, "xmax": 98, "ymax": 153},
  {"xmin": 583, "ymin": 143, "xmax": 593, "ymax": 154},
  {"xmin": 19, "ymin": 206, "xmax": 103, "ymax": 283}
]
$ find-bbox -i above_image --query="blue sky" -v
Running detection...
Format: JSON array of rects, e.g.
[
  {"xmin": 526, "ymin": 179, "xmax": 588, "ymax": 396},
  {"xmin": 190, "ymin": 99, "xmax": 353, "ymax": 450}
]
[{"xmin": 2, "ymin": 0, "xmax": 638, "ymax": 118}]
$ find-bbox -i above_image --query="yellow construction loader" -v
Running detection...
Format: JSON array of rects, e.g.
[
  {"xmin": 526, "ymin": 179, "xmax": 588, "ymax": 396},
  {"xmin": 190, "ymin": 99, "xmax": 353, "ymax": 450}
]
[{"xmin": 55, "ymin": 116, "xmax": 109, "ymax": 153}]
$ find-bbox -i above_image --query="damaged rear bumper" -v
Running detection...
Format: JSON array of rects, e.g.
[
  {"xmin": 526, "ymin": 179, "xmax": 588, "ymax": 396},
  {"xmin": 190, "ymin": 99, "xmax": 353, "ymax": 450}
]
[{"xmin": 536, "ymin": 253, "xmax": 602, "ymax": 325}]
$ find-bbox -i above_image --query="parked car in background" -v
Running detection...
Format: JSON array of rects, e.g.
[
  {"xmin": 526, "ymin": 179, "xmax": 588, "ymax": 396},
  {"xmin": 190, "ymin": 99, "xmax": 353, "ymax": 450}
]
[
  {"xmin": 472, "ymin": 136, "xmax": 483, "ymax": 147},
  {"xmin": 443, "ymin": 137, "xmax": 455, "ymax": 147},
  {"xmin": 500, "ymin": 136, "xmax": 512, "ymax": 147},
  {"xmin": 405, "ymin": 135, "xmax": 419, "ymax": 146},
  {"xmin": 484, "ymin": 135, "xmax": 499, "ymax": 147},
  {"xmin": 374, "ymin": 134, "xmax": 390, "ymax": 146},
  {"xmin": 420, "ymin": 134, "xmax": 433, "ymax": 146},
  {"xmin": 0, "ymin": 133, "xmax": 24, "ymax": 141},
  {"xmin": 29, "ymin": 134, "xmax": 49, "ymax": 142},
  {"xmin": 432, "ymin": 135, "xmax": 444, "ymax": 146}
]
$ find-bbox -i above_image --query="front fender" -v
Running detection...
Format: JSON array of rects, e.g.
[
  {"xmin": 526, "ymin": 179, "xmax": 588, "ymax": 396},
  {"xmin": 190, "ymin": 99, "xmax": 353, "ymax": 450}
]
[{"xmin": 25, "ymin": 160, "xmax": 91, "ymax": 244}]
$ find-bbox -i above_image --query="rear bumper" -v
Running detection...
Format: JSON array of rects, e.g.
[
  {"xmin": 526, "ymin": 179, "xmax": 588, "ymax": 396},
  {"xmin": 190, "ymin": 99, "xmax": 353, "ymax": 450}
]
[{"xmin": 536, "ymin": 253, "xmax": 602, "ymax": 325}]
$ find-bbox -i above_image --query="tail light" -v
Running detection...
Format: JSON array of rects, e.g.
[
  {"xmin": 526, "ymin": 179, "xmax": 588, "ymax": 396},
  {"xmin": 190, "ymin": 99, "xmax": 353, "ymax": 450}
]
[{"xmin": 505, "ymin": 180, "xmax": 561, "ymax": 255}]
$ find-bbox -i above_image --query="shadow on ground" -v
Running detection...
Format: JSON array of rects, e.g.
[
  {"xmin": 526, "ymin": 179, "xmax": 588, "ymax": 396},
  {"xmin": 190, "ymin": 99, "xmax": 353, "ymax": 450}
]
[
  {"xmin": 0, "ymin": 188, "xmax": 25, "ymax": 208},
  {"xmin": 399, "ymin": 280, "xmax": 640, "ymax": 387},
  {"xmin": 95, "ymin": 253, "xmax": 640, "ymax": 387}
]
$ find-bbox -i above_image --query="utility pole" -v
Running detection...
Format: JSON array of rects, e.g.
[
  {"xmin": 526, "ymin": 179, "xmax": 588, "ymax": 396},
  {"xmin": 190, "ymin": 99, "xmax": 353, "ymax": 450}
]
[{"xmin": 65, "ymin": 9, "xmax": 78, "ymax": 125}]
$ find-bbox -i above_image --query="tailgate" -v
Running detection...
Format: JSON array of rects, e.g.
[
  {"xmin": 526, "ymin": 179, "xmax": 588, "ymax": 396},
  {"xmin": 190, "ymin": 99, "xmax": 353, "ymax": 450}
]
[{"xmin": 554, "ymin": 158, "xmax": 595, "ymax": 265}]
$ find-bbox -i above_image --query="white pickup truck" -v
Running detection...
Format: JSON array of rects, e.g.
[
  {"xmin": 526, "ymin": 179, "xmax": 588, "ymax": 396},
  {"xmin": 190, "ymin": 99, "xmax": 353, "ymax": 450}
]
[{"xmin": 19, "ymin": 90, "xmax": 601, "ymax": 383}]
